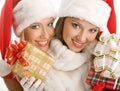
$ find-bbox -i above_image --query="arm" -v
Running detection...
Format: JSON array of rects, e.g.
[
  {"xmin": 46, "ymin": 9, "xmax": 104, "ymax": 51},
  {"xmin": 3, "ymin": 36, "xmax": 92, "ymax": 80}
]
[
  {"xmin": 3, "ymin": 76, "xmax": 45, "ymax": 91},
  {"xmin": 3, "ymin": 77, "xmax": 23, "ymax": 91},
  {"xmin": 0, "ymin": 59, "xmax": 23, "ymax": 91}
]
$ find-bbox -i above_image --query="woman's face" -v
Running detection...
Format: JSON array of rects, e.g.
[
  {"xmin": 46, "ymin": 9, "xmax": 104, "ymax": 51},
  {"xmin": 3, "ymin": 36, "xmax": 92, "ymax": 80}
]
[
  {"xmin": 23, "ymin": 17, "xmax": 55, "ymax": 52},
  {"xmin": 63, "ymin": 17, "xmax": 99, "ymax": 52}
]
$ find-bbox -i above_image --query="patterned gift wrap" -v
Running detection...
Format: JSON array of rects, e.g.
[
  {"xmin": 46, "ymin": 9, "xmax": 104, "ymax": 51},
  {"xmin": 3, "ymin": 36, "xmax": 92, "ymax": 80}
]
[
  {"xmin": 6, "ymin": 41, "xmax": 56, "ymax": 81},
  {"xmin": 86, "ymin": 34, "xmax": 120, "ymax": 90},
  {"xmin": 86, "ymin": 66, "xmax": 120, "ymax": 90}
]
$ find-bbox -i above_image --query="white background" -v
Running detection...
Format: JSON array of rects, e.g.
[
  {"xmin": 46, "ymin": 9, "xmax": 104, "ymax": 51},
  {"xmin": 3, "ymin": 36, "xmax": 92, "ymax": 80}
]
[{"xmin": 0, "ymin": 0, "xmax": 120, "ymax": 90}]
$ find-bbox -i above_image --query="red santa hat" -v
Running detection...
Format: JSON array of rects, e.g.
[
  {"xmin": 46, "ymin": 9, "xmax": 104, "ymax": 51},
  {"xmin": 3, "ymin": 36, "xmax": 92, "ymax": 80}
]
[
  {"xmin": 0, "ymin": 0, "xmax": 15, "ymax": 59},
  {"xmin": 13, "ymin": 0, "xmax": 56, "ymax": 37},
  {"xmin": 0, "ymin": 0, "xmax": 56, "ymax": 59},
  {"xmin": 58, "ymin": 0, "xmax": 111, "ymax": 34},
  {"xmin": 104, "ymin": 0, "xmax": 116, "ymax": 34}
]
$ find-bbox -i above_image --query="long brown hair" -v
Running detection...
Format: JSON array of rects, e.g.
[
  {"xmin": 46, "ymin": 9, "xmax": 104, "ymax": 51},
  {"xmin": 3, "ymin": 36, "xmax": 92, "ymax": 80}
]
[{"xmin": 55, "ymin": 17, "xmax": 66, "ymax": 43}]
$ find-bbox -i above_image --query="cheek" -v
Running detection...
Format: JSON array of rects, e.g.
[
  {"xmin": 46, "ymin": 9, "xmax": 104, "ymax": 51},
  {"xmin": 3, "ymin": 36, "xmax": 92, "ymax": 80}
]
[
  {"xmin": 25, "ymin": 34, "xmax": 35, "ymax": 41},
  {"xmin": 88, "ymin": 33, "xmax": 97, "ymax": 42},
  {"xmin": 63, "ymin": 27, "xmax": 75, "ymax": 41},
  {"xmin": 49, "ymin": 29, "xmax": 55, "ymax": 37},
  {"xmin": 24, "ymin": 31, "xmax": 37, "ymax": 41},
  {"xmin": 46, "ymin": 27, "xmax": 55, "ymax": 38}
]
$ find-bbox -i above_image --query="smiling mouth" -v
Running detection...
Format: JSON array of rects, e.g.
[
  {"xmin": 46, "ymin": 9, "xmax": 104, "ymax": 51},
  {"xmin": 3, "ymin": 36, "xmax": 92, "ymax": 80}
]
[
  {"xmin": 72, "ymin": 39, "xmax": 84, "ymax": 48},
  {"xmin": 37, "ymin": 41, "xmax": 48, "ymax": 47}
]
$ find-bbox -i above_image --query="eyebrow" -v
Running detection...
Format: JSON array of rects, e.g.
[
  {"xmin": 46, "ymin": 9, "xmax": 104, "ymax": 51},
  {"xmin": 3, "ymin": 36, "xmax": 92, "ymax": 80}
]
[
  {"xmin": 71, "ymin": 19, "xmax": 81, "ymax": 25},
  {"xmin": 93, "ymin": 27, "xmax": 100, "ymax": 31},
  {"xmin": 70, "ymin": 18, "xmax": 100, "ymax": 31}
]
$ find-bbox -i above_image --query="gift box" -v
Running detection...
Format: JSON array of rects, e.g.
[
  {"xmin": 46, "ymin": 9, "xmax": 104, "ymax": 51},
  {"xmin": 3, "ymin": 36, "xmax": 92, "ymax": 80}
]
[
  {"xmin": 86, "ymin": 66, "xmax": 120, "ymax": 90},
  {"xmin": 5, "ymin": 40, "xmax": 56, "ymax": 81},
  {"xmin": 86, "ymin": 34, "xmax": 120, "ymax": 90},
  {"xmin": 93, "ymin": 34, "xmax": 120, "ymax": 78}
]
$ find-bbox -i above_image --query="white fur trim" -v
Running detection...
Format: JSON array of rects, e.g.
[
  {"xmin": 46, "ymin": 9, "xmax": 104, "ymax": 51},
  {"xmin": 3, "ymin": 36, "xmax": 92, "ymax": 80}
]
[
  {"xmin": 13, "ymin": 0, "xmax": 57, "ymax": 37},
  {"xmin": 59, "ymin": 0, "xmax": 111, "ymax": 33},
  {"xmin": 49, "ymin": 38, "xmax": 97, "ymax": 71},
  {"xmin": 0, "ymin": 59, "xmax": 11, "ymax": 77}
]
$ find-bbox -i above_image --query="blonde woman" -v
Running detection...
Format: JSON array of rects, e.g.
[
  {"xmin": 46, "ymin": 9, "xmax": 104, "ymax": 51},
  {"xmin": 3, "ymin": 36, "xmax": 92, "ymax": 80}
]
[{"xmin": 0, "ymin": 0, "xmax": 56, "ymax": 91}]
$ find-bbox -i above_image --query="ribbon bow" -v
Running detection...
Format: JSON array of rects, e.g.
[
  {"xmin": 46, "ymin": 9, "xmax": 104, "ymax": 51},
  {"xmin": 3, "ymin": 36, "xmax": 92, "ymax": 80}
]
[
  {"xmin": 93, "ymin": 82, "xmax": 105, "ymax": 91},
  {"xmin": 6, "ymin": 40, "xmax": 29, "ymax": 66}
]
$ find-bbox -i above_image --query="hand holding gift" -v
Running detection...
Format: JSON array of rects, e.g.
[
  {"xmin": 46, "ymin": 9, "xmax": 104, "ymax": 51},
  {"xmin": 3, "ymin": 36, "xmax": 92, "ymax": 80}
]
[
  {"xmin": 86, "ymin": 34, "xmax": 120, "ymax": 90},
  {"xmin": 19, "ymin": 76, "xmax": 45, "ymax": 91},
  {"xmin": 93, "ymin": 34, "xmax": 120, "ymax": 78},
  {"xmin": 5, "ymin": 40, "xmax": 56, "ymax": 82}
]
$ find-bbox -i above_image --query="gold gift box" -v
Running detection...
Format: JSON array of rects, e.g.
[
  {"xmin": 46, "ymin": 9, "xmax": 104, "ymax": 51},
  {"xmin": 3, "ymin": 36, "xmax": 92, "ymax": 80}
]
[{"xmin": 12, "ymin": 42, "xmax": 55, "ymax": 81}]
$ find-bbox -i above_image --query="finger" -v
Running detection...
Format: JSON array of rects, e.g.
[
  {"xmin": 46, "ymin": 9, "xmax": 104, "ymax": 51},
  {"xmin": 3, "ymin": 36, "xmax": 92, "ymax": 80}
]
[
  {"xmin": 29, "ymin": 79, "xmax": 42, "ymax": 90},
  {"xmin": 37, "ymin": 82, "xmax": 45, "ymax": 91},
  {"xmin": 23, "ymin": 77, "xmax": 35, "ymax": 90},
  {"xmin": 33, "ymin": 79, "xmax": 42, "ymax": 88},
  {"xmin": 20, "ymin": 77, "xmax": 28, "ymax": 86}
]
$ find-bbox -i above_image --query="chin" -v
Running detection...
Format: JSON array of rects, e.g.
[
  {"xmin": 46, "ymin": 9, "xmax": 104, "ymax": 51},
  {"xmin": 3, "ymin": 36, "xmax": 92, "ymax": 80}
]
[{"xmin": 41, "ymin": 47, "xmax": 48, "ymax": 52}]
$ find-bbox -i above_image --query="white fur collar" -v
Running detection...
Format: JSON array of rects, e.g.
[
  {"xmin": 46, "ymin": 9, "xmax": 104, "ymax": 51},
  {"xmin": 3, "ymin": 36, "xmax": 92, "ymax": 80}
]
[{"xmin": 49, "ymin": 38, "xmax": 97, "ymax": 71}]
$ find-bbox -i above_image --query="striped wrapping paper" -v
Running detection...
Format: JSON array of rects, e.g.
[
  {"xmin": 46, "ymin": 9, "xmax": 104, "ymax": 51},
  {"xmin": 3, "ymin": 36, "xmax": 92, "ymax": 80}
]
[{"xmin": 86, "ymin": 66, "xmax": 120, "ymax": 90}]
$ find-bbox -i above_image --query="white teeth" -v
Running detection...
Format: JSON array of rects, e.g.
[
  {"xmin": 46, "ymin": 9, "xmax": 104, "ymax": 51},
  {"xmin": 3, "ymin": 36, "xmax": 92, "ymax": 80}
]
[{"xmin": 38, "ymin": 41, "xmax": 47, "ymax": 45}]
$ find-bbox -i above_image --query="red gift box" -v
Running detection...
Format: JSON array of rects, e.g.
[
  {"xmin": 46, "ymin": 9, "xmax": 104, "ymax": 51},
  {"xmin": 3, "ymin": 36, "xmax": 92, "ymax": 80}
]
[{"xmin": 86, "ymin": 66, "xmax": 120, "ymax": 90}]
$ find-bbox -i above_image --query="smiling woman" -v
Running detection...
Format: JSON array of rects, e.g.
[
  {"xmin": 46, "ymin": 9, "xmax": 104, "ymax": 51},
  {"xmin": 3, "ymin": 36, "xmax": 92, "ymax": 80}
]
[
  {"xmin": 0, "ymin": 0, "xmax": 58, "ymax": 91},
  {"xmin": 0, "ymin": 0, "xmax": 120, "ymax": 91}
]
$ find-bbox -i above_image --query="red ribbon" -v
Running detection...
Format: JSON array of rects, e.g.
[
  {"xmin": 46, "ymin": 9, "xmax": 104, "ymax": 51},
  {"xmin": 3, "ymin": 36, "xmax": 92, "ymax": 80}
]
[
  {"xmin": 6, "ymin": 40, "xmax": 29, "ymax": 66},
  {"xmin": 93, "ymin": 82, "xmax": 105, "ymax": 91}
]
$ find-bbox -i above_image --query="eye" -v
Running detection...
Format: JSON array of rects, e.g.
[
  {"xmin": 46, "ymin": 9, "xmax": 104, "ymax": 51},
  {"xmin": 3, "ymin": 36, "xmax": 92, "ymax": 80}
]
[
  {"xmin": 72, "ymin": 22, "xmax": 80, "ymax": 29},
  {"xmin": 47, "ymin": 22, "xmax": 53, "ymax": 27},
  {"xmin": 89, "ymin": 28, "xmax": 97, "ymax": 33},
  {"xmin": 30, "ymin": 24, "xmax": 40, "ymax": 29}
]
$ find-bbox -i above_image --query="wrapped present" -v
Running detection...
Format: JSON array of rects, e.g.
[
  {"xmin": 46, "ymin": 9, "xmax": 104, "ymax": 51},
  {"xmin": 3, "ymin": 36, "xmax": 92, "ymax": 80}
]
[
  {"xmin": 86, "ymin": 66, "xmax": 120, "ymax": 90},
  {"xmin": 93, "ymin": 34, "xmax": 120, "ymax": 78},
  {"xmin": 86, "ymin": 34, "xmax": 120, "ymax": 90},
  {"xmin": 5, "ymin": 40, "xmax": 56, "ymax": 82}
]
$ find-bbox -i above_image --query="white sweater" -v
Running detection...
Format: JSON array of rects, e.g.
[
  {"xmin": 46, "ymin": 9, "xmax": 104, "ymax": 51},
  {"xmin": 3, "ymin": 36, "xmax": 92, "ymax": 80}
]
[
  {"xmin": 0, "ymin": 38, "xmax": 97, "ymax": 91},
  {"xmin": 44, "ymin": 38, "xmax": 97, "ymax": 91}
]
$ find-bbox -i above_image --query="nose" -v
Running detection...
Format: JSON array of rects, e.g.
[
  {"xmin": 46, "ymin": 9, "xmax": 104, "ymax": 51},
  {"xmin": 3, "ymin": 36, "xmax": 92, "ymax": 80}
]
[
  {"xmin": 77, "ymin": 30, "xmax": 87, "ymax": 42},
  {"xmin": 40, "ymin": 27, "xmax": 49, "ymax": 39}
]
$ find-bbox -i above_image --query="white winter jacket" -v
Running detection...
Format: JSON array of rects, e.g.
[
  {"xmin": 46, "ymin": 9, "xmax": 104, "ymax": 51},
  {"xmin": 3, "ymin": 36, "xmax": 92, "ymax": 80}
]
[{"xmin": 44, "ymin": 38, "xmax": 97, "ymax": 91}]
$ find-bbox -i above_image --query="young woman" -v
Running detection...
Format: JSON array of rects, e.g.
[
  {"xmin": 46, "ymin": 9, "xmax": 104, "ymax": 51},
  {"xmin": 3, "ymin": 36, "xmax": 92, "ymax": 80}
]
[
  {"xmin": 20, "ymin": 0, "xmax": 111, "ymax": 91},
  {"xmin": 0, "ymin": 0, "xmax": 56, "ymax": 91},
  {"xmin": 42, "ymin": 0, "xmax": 111, "ymax": 91}
]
